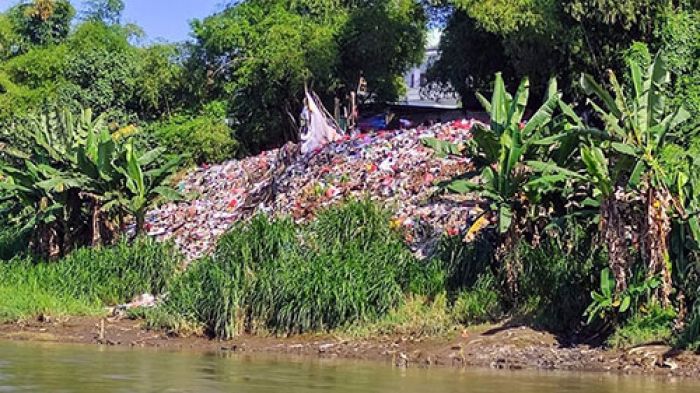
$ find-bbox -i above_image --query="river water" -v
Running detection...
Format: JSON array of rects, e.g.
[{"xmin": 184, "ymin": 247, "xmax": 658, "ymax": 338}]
[{"xmin": 2, "ymin": 341, "xmax": 700, "ymax": 393}]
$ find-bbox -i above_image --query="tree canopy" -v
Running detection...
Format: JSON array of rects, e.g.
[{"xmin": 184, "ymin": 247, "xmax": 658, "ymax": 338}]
[{"xmin": 430, "ymin": 0, "xmax": 692, "ymax": 102}]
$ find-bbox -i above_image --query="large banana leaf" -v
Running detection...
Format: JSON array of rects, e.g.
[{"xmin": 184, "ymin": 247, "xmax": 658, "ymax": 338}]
[
  {"xmin": 581, "ymin": 146, "xmax": 613, "ymax": 197},
  {"xmin": 470, "ymin": 124, "xmax": 500, "ymax": 163},
  {"xmin": 581, "ymin": 73, "xmax": 622, "ymax": 118},
  {"xmin": 507, "ymin": 78, "xmax": 529, "ymax": 128},
  {"xmin": 521, "ymin": 93, "xmax": 559, "ymax": 136},
  {"xmin": 489, "ymin": 73, "xmax": 508, "ymax": 134},
  {"xmin": 647, "ymin": 53, "xmax": 670, "ymax": 129},
  {"xmin": 125, "ymin": 144, "xmax": 145, "ymax": 198}
]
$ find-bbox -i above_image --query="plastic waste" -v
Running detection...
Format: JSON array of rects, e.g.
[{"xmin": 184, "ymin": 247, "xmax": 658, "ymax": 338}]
[{"xmin": 146, "ymin": 120, "xmax": 481, "ymax": 261}]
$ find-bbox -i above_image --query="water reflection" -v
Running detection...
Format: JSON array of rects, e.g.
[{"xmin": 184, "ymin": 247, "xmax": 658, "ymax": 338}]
[{"xmin": 0, "ymin": 341, "xmax": 698, "ymax": 393}]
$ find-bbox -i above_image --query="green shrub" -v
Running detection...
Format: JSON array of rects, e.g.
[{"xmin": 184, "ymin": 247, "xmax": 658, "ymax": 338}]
[
  {"xmin": 152, "ymin": 114, "xmax": 238, "ymax": 165},
  {"xmin": 156, "ymin": 200, "xmax": 441, "ymax": 338},
  {"xmin": 0, "ymin": 237, "xmax": 180, "ymax": 312},
  {"xmin": 453, "ymin": 274, "xmax": 502, "ymax": 325},
  {"xmin": 0, "ymin": 223, "xmax": 29, "ymax": 261},
  {"xmin": 608, "ymin": 305, "xmax": 675, "ymax": 349}
]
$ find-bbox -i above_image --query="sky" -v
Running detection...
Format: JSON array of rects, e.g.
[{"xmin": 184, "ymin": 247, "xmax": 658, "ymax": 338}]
[{"xmin": 0, "ymin": 0, "xmax": 226, "ymax": 42}]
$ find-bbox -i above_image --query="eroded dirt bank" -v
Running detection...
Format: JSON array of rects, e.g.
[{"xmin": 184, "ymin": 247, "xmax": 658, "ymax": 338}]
[{"xmin": 2, "ymin": 317, "xmax": 700, "ymax": 378}]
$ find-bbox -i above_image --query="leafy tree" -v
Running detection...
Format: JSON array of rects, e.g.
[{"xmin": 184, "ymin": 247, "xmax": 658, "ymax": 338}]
[
  {"xmin": 8, "ymin": 0, "xmax": 75, "ymax": 49},
  {"xmin": 134, "ymin": 44, "xmax": 184, "ymax": 118},
  {"xmin": 338, "ymin": 0, "xmax": 427, "ymax": 102},
  {"xmin": 423, "ymin": 75, "xmax": 576, "ymax": 296},
  {"xmin": 61, "ymin": 22, "xmax": 140, "ymax": 116},
  {"xmin": 658, "ymin": 8, "xmax": 700, "ymax": 125},
  {"xmin": 426, "ymin": 10, "xmax": 513, "ymax": 106},
  {"xmin": 82, "ymin": 0, "xmax": 125, "ymax": 25},
  {"xmin": 188, "ymin": 0, "xmax": 426, "ymax": 152},
  {"xmin": 561, "ymin": 53, "xmax": 692, "ymax": 305},
  {"xmin": 0, "ymin": 15, "xmax": 20, "ymax": 60},
  {"xmin": 435, "ymin": 0, "xmax": 674, "ymax": 101}
]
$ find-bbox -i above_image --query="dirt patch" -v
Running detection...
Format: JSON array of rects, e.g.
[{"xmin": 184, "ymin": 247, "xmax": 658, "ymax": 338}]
[{"xmin": 2, "ymin": 317, "xmax": 700, "ymax": 378}]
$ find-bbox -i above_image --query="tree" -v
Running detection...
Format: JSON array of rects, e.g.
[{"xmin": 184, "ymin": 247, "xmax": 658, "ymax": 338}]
[
  {"xmin": 0, "ymin": 108, "xmax": 181, "ymax": 258},
  {"xmin": 423, "ymin": 74, "xmax": 577, "ymax": 296},
  {"xmin": 8, "ymin": 0, "xmax": 75, "ymax": 49},
  {"xmin": 435, "ymin": 0, "xmax": 672, "ymax": 101},
  {"xmin": 82, "ymin": 0, "xmax": 125, "ymax": 25},
  {"xmin": 338, "ymin": 0, "xmax": 427, "ymax": 102},
  {"xmin": 0, "ymin": 15, "xmax": 20, "ymax": 60},
  {"xmin": 134, "ymin": 44, "xmax": 184, "ymax": 119},
  {"xmin": 188, "ymin": 0, "xmax": 426, "ymax": 152},
  {"xmin": 189, "ymin": 0, "xmax": 342, "ymax": 151},
  {"xmin": 61, "ymin": 22, "xmax": 140, "ymax": 116},
  {"xmin": 426, "ymin": 10, "xmax": 513, "ymax": 107}
]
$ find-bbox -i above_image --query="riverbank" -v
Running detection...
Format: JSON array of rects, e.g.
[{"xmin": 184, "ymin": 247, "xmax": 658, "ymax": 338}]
[{"xmin": 3, "ymin": 317, "xmax": 700, "ymax": 378}]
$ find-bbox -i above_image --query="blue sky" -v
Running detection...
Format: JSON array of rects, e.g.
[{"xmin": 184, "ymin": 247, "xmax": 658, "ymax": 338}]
[{"xmin": 0, "ymin": 0, "xmax": 225, "ymax": 42}]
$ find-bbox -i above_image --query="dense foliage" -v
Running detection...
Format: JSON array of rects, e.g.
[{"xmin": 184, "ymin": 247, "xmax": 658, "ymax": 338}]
[
  {"xmin": 0, "ymin": 108, "xmax": 181, "ymax": 258},
  {"xmin": 430, "ymin": 0, "xmax": 699, "ymax": 104},
  {"xmin": 189, "ymin": 0, "xmax": 426, "ymax": 152},
  {"xmin": 425, "ymin": 51, "xmax": 700, "ymax": 347}
]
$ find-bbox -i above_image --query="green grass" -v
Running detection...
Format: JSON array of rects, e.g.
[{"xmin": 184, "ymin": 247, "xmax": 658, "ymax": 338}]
[
  {"xmin": 607, "ymin": 305, "xmax": 675, "ymax": 349},
  {"xmin": 453, "ymin": 274, "xmax": 502, "ymax": 325},
  {"xmin": 0, "ymin": 285, "xmax": 102, "ymax": 323},
  {"xmin": 343, "ymin": 293, "xmax": 455, "ymax": 338},
  {"xmin": 0, "ymin": 237, "xmax": 180, "ymax": 323},
  {"xmin": 153, "ymin": 200, "xmax": 445, "ymax": 339}
]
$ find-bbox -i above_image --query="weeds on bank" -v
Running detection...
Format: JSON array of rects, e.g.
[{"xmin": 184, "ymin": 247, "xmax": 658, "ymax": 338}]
[
  {"xmin": 0, "ymin": 285, "xmax": 102, "ymax": 323},
  {"xmin": 152, "ymin": 201, "xmax": 445, "ymax": 339},
  {"xmin": 452, "ymin": 275, "xmax": 502, "ymax": 325},
  {"xmin": 607, "ymin": 305, "xmax": 675, "ymax": 349},
  {"xmin": 0, "ymin": 238, "xmax": 180, "ymax": 322},
  {"xmin": 342, "ymin": 294, "xmax": 455, "ymax": 338}
]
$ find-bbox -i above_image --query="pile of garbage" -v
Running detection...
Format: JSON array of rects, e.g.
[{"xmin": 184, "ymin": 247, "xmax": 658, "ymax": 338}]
[{"xmin": 145, "ymin": 120, "xmax": 482, "ymax": 260}]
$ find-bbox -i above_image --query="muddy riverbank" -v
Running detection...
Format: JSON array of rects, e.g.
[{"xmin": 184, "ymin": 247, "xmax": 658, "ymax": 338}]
[{"xmin": 2, "ymin": 317, "xmax": 700, "ymax": 378}]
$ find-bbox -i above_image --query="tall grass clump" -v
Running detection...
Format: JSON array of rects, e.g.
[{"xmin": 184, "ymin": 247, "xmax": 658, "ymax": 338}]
[
  {"xmin": 515, "ymin": 231, "xmax": 606, "ymax": 332},
  {"xmin": 453, "ymin": 274, "xmax": 503, "ymax": 324},
  {"xmin": 157, "ymin": 200, "xmax": 444, "ymax": 339},
  {"xmin": 0, "ymin": 237, "xmax": 180, "ymax": 322}
]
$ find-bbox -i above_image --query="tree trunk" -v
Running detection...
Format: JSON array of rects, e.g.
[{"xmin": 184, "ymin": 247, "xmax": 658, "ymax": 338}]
[
  {"xmin": 644, "ymin": 186, "xmax": 673, "ymax": 307},
  {"xmin": 601, "ymin": 194, "xmax": 630, "ymax": 294}
]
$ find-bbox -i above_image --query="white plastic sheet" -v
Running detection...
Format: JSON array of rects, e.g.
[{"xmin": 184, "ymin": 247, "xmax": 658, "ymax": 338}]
[{"xmin": 300, "ymin": 90, "xmax": 342, "ymax": 154}]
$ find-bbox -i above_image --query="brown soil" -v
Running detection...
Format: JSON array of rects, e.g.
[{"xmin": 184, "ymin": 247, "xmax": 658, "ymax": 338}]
[{"xmin": 2, "ymin": 317, "xmax": 700, "ymax": 378}]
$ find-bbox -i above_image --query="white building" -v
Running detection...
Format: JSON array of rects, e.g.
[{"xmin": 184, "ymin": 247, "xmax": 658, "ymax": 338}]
[{"xmin": 399, "ymin": 29, "xmax": 459, "ymax": 109}]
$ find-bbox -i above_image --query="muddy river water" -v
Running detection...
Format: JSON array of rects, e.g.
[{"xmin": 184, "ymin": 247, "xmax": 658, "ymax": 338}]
[{"xmin": 2, "ymin": 340, "xmax": 700, "ymax": 393}]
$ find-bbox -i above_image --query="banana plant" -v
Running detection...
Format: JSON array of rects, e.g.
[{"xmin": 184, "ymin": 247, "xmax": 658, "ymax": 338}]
[
  {"xmin": 423, "ymin": 74, "xmax": 580, "ymax": 295},
  {"xmin": 446, "ymin": 74, "xmax": 576, "ymax": 236},
  {"xmin": 1, "ymin": 107, "xmax": 183, "ymax": 258},
  {"xmin": 112, "ymin": 143, "xmax": 182, "ymax": 235},
  {"xmin": 580, "ymin": 51, "xmax": 692, "ymax": 305}
]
